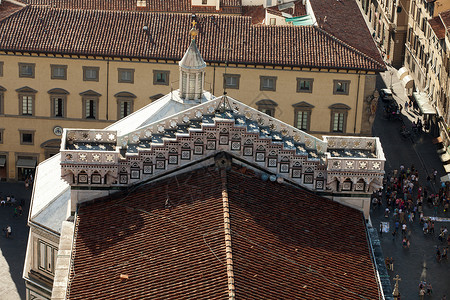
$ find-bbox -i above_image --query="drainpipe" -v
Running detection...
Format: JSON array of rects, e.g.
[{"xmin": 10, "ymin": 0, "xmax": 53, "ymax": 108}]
[
  {"xmin": 106, "ymin": 59, "xmax": 110, "ymax": 120},
  {"xmin": 354, "ymin": 73, "xmax": 361, "ymax": 134},
  {"xmin": 213, "ymin": 63, "xmax": 216, "ymax": 95}
]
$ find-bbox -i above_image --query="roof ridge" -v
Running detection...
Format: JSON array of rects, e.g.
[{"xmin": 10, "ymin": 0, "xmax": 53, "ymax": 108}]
[
  {"xmin": 313, "ymin": 26, "xmax": 386, "ymax": 70},
  {"xmin": 220, "ymin": 169, "xmax": 236, "ymax": 300}
]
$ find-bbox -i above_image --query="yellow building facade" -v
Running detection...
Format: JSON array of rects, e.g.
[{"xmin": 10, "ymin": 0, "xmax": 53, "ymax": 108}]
[
  {"xmin": 0, "ymin": 5, "xmax": 384, "ymax": 181},
  {"xmin": 0, "ymin": 52, "xmax": 378, "ymax": 180}
]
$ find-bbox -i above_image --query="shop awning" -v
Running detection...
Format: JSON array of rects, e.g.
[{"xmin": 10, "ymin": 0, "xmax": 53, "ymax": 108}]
[
  {"xmin": 413, "ymin": 92, "xmax": 436, "ymax": 115},
  {"xmin": 402, "ymin": 75, "xmax": 414, "ymax": 89},
  {"xmin": 16, "ymin": 158, "xmax": 37, "ymax": 168},
  {"xmin": 0, "ymin": 157, "xmax": 5, "ymax": 167},
  {"xmin": 398, "ymin": 67, "xmax": 409, "ymax": 80},
  {"xmin": 286, "ymin": 15, "xmax": 314, "ymax": 26}
]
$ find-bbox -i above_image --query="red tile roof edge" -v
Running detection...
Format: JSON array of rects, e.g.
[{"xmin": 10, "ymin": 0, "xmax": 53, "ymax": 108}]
[
  {"xmin": 0, "ymin": 5, "xmax": 386, "ymax": 71},
  {"xmin": 429, "ymin": 16, "xmax": 446, "ymax": 40}
]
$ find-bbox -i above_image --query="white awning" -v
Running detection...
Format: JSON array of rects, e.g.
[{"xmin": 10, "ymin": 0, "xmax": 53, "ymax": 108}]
[
  {"xmin": 402, "ymin": 75, "xmax": 414, "ymax": 89},
  {"xmin": 413, "ymin": 92, "xmax": 436, "ymax": 115},
  {"xmin": 398, "ymin": 67, "xmax": 409, "ymax": 80},
  {"xmin": 16, "ymin": 158, "xmax": 37, "ymax": 168},
  {"xmin": 0, "ymin": 157, "xmax": 5, "ymax": 167}
]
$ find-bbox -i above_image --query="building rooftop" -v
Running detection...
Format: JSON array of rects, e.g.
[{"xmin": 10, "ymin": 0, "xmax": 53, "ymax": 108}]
[
  {"xmin": 66, "ymin": 166, "xmax": 380, "ymax": 299},
  {"xmin": 0, "ymin": 0, "xmax": 24, "ymax": 21},
  {"xmin": 429, "ymin": 15, "xmax": 446, "ymax": 39},
  {"xmin": 14, "ymin": 0, "xmax": 243, "ymax": 14},
  {"xmin": 0, "ymin": 6, "xmax": 385, "ymax": 71},
  {"xmin": 440, "ymin": 9, "xmax": 450, "ymax": 29}
]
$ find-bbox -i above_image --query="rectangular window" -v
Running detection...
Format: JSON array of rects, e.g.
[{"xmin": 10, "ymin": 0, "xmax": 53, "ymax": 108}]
[
  {"xmin": 270, "ymin": 18, "xmax": 276, "ymax": 25},
  {"xmin": 0, "ymin": 61, "xmax": 3, "ymax": 77},
  {"xmin": 296, "ymin": 78, "xmax": 314, "ymax": 93},
  {"xmin": 0, "ymin": 129, "xmax": 4, "ymax": 144},
  {"xmin": 20, "ymin": 130, "xmax": 34, "ymax": 145},
  {"xmin": 260, "ymin": 76, "xmax": 277, "ymax": 91},
  {"xmin": 296, "ymin": 111, "xmax": 309, "ymax": 130},
  {"xmin": 118, "ymin": 100, "xmax": 133, "ymax": 119},
  {"xmin": 83, "ymin": 66, "xmax": 99, "ymax": 82},
  {"xmin": 332, "ymin": 113, "xmax": 345, "ymax": 132},
  {"xmin": 118, "ymin": 68, "xmax": 134, "ymax": 83},
  {"xmin": 333, "ymin": 80, "xmax": 350, "ymax": 95},
  {"xmin": 21, "ymin": 95, "xmax": 34, "ymax": 116},
  {"xmin": 38, "ymin": 240, "xmax": 57, "ymax": 275},
  {"xmin": 0, "ymin": 92, "xmax": 3, "ymax": 115},
  {"xmin": 153, "ymin": 70, "xmax": 170, "ymax": 85},
  {"xmin": 51, "ymin": 65, "xmax": 67, "ymax": 80},
  {"xmin": 223, "ymin": 74, "xmax": 240, "ymax": 89},
  {"xmin": 84, "ymin": 99, "xmax": 97, "ymax": 119},
  {"xmin": 52, "ymin": 97, "xmax": 65, "ymax": 118},
  {"xmin": 202, "ymin": 0, "xmax": 207, "ymax": 4},
  {"xmin": 19, "ymin": 63, "xmax": 35, "ymax": 78}
]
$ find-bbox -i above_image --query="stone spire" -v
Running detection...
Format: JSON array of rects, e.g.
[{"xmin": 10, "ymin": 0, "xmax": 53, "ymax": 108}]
[{"xmin": 179, "ymin": 20, "xmax": 206, "ymax": 101}]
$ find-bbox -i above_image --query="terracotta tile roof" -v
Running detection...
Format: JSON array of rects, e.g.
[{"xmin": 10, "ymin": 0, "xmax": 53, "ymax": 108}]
[
  {"xmin": 429, "ymin": 16, "xmax": 446, "ymax": 39},
  {"xmin": 0, "ymin": 6, "xmax": 385, "ymax": 71},
  {"xmin": 310, "ymin": 0, "xmax": 384, "ymax": 66},
  {"xmin": 242, "ymin": 5, "xmax": 265, "ymax": 25},
  {"xmin": 440, "ymin": 9, "xmax": 450, "ymax": 29},
  {"xmin": 267, "ymin": 0, "xmax": 306, "ymax": 18},
  {"xmin": 16, "ymin": 0, "xmax": 243, "ymax": 14},
  {"xmin": 0, "ymin": 0, "xmax": 24, "ymax": 22},
  {"xmin": 67, "ymin": 166, "xmax": 380, "ymax": 299}
]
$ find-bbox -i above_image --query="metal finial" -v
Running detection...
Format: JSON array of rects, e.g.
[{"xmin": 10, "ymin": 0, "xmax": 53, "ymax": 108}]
[{"xmin": 189, "ymin": 20, "xmax": 198, "ymax": 40}]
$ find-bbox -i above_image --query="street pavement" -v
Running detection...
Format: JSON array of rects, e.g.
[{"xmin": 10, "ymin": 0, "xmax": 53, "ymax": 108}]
[
  {"xmin": 371, "ymin": 66, "xmax": 450, "ymax": 300},
  {"xmin": 0, "ymin": 182, "xmax": 32, "ymax": 300}
]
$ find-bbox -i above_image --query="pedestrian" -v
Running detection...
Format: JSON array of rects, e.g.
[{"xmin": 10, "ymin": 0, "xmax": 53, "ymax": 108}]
[
  {"xmin": 427, "ymin": 283, "xmax": 433, "ymax": 295},
  {"xmin": 389, "ymin": 257, "xmax": 394, "ymax": 271},
  {"xmin": 402, "ymin": 223, "xmax": 407, "ymax": 236},
  {"xmin": 436, "ymin": 246, "xmax": 441, "ymax": 262},
  {"xmin": 419, "ymin": 287, "xmax": 425, "ymax": 300},
  {"xmin": 3, "ymin": 225, "xmax": 11, "ymax": 238},
  {"xmin": 380, "ymin": 223, "xmax": 383, "ymax": 236},
  {"xmin": 442, "ymin": 247, "xmax": 448, "ymax": 259},
  {"xmin": 433, "ymin": 169, "xmax": 438, "ymax": 182}
]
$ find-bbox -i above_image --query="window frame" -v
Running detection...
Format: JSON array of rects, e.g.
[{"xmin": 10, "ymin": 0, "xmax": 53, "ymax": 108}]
[
  {"xmin": 118, "ymin": 68, "xmax": 135, "ymax": 84},
  {"xmin": 83, "ymin": 97, "xmax": 99, "ymax": 119},
  {"xmin": 50, "ymin": 64, "xmax": 67, "ymax": 80},
  {"xmin": 19, "ymin": 129, "xmax": 35, "ymax": 145},
  {"xmin": 223, "ymin": 74, "xmax": 241, "ymax": 90},
  {"xmin": 260, "ymin": 76, "xmax": 277, "ymax": 91},
  {"xmin": 83, "ymin": 66, "xmax": 100, "ymax": 82},
  {"xmin": 115, "ymin": 92, "xmax": 136, "ymax": 119},
  {"xmin": 256, "ymin": 99, "xmax": 278, "ymax": 117},
  {"xmin": 153, "ymin": 70, "xmax": 170, "ymax": 86},
  {"xmin": 0, "ymin": 87, "xmax": 4, "ymax": 115},
  {"xmin": 0, "ymin": 128, "xmax": 4, "ymax": 144},
  {"xmin": 18, "ymin": 93, "xmax": 35, "ymax": 116},
  {"xmin": 0, "ymin": 61, "xmax": 3, "ymax": 77},
  {"xmin": 293, "ymin": 101, "xmax": 314, "ymax": 132},
  {"xmin": 296, "ymin": 78, "xmax": 314, "ymax": 93},
  {"xmin": 51, "ymin": 95, "xmax": 67, "ymax": 118},
  {"xmin": 333, "ymin": 80, "xmax": 350, "ymax": 95},
  {"xmin": 18, "ymin": 63, "xmax": 35, "ymax": 78},
  {"xmin": 37, "ymin": 239, "xmax": 57, "ymax": 275},
  {"xmin": 329, "ymin": 103, "xmax": 351, "ymax": 133}
]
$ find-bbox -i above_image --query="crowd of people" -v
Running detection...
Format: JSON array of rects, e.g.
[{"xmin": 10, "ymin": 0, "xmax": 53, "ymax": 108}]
[{"xmin": 374, "ymin": 163, "xmax": 450, "ymax": 298}]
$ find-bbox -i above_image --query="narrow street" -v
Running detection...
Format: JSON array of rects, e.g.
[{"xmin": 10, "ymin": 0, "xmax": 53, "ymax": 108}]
[{"xmin": 371, "ymin": 67, "xmax": 450, "ymax": 299}]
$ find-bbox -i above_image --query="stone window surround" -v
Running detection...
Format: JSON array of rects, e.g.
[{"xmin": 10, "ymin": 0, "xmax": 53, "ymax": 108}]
[
  {"xmin": 18, "ymin": 62, "xmax": 35, "ymax": 78},
  {"xmin": 260, "ymin": 76, "xmax": 277, "ymax": 91},
  {"xmin": 293, "ymin": 101, "xmax": 314, "ymax": 131},
  {"xmin": 82, "ymin": 66, "xmax": 100, "ymax": 82},
  {"xmin": 37, "ymin": 239, "xmax": 58, "ymax": 275},
  {"xmin": 118, "ymin": 68, "xmax": 135, "ymax": 83},
  {"xmin": 50, "ymin": 64, "xmax": 68, "ymax": 80},
  {"xmin": 153, "ymin": 70, "xmax": 170, "ymax": 85},
  {"xmin": 333, "ymin": 80, "xmax": 350, "ymax": 95},
  {"xmin": 296, "ymin": 78, "xmax": 314, "ymax": 93},
  {"xmin": 329, "ymin": 103, "xmax": 351, "ymax": 133},
  {"xmin": 17, "ymin": 86, "xmax": 37, "ymax": 116},
  {"xmin": 115, "ymin": 91, "xmax": 136, "ymax": 119},
  {"xmin": 0, "ymin": 85, "xmax": 5, "ymax": 115},
  {"xmin": 80, "ymin": 90, "xmax": 101, "ymax": 119},
  {"xmin": 223, "ymin": 74, "xmax": 241, "ymax": 89},
  {"xmin": 255, "ymin": 99, "xmax": 278, "ymax": 117},
  {"xmin": 48, "ymin": 88, "xmax": 69, "ymax": 118},
  {"xmin": 0, "ymin": 128, "xmax": 4, "ymax": 144},
  {"xmin": 0, "ymin": 61, "xmax": 3, "ymax": 77},
  {"xmin": 19, "ymin": 129, "xmax": 35, "ymax": 145}
]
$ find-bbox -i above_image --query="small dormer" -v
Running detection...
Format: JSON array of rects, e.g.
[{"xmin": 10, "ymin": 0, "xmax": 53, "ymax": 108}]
[
  {"xmin": 179, "ymin": 21, "xmax": 206, "ymax": 102},
  {"xmin": 191, "ymin": 0, "xmax": 220, "ymax": 10}
]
